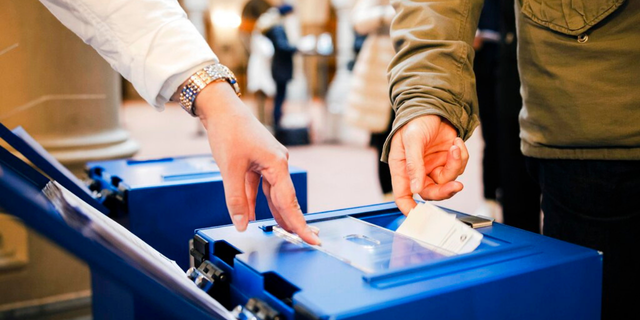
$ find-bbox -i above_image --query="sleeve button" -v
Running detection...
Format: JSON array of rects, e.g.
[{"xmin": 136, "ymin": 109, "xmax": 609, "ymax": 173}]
[{"xmin": 577, "ymin": 33, "xmax": 589, "ymax": 43}]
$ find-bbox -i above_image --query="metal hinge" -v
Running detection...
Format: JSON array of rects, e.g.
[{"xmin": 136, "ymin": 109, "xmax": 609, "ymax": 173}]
[
  {"xmin": 186, "ymin": 260, "xmax": 227, "ymax": 292},
  {"xmin": 232, "ymin": 298, "xmax": 283, "ymax": 320}
]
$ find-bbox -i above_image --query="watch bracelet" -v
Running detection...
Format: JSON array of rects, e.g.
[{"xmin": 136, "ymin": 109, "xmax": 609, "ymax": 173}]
[{"xmin": 179, "ymin": 63, "xmax": 240, "ymax": 117}]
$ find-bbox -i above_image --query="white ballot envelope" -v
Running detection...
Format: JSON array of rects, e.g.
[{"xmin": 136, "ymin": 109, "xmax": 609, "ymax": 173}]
[{"xmin": 397, "ymin": 202, "xmax": 483, "ymax": 254}]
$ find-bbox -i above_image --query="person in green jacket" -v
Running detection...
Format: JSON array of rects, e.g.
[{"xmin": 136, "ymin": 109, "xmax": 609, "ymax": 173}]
[{"xmin": 384, "ymin": 0, "xmax": 639, "ymax": 318}]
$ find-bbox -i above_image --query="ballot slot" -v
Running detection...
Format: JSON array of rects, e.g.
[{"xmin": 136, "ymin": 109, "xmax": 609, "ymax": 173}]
[
  {"xmin": 351, "ymin": 212, "xmax": 538, "ymax": 288},
  {"xmin": 86, "ymin": 155, "xmax": 223, "ymax": 188},
  {"xmin": 161, "ymin": 171, "xmax": 221, "ymax": 181},
  {"xmin": 126, "ymin": 157, "xmax": 174, "ymax": 165},
  {"xmin": 269, "ymin": 210, "xmax": 533, "ymax": 289},
  {"xmin": 272, "ymin": 216, "xmax": 455, "ymax": 274},
  {"xmin": 161, "ymin": 157, "xmax": 222, "ymax": 182}
]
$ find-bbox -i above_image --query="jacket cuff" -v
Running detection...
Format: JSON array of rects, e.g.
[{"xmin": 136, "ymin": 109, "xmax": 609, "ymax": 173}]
[{"xmin": 380, "ymin": 99, "xmax": 479, "ymax": 163}]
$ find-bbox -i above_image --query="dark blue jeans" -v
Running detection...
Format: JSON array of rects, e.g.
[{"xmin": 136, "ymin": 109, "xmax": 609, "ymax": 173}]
[{"xmin": 525, "ymin": 157, "xmax": 640, "ymax": 319}]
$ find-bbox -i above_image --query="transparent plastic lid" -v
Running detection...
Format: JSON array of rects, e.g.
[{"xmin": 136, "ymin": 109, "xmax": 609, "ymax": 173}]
[{"xmin": 274, "ymin": 216, "xmax": 455, "ymax": 274}]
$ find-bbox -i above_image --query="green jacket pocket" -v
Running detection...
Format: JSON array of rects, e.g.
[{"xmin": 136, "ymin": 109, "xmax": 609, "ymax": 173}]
[{"xmin": 521, "ymin": 0, "xmax": 625, "ymax": 36}]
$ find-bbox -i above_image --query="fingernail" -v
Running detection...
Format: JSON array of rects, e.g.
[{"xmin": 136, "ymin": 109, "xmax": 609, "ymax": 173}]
[
  {"xmin": 452, "ymin": 146, "xmax": 461, "ymax": 160},
  {"xmin": 232, "ymin": 214, "xmax": 246, "ymax": 231},
  {"xmin": 410, "ymin": 179, "xmax": 418, "ymax": 192},
  {"xmin": 308, "ymin": 226, "xmax": 320, "ymax": 235},
  {"xmin": 309, "ymin": 232, "xmax": 321, "ymax": 245}
]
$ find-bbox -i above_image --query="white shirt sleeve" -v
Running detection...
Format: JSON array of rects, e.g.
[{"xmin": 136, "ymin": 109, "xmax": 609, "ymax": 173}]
[{"xmin": 39, "ymin": 0, "xmax": 219, "ymax": 110}]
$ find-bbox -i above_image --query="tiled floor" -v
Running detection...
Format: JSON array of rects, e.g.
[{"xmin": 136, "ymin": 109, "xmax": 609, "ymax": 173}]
[{"xmin": 121, "ymin": 98, "xmax": 485, "ymax": 215}]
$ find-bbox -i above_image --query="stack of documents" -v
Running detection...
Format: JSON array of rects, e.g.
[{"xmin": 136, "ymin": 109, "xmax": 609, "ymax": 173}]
[
  {"xmin": 43, "ymin": 182, "xmax": 235, "ymax": 320},
  {"xmin": 397, "ymin": 203, "xmax": 483, "ymax": 254}
]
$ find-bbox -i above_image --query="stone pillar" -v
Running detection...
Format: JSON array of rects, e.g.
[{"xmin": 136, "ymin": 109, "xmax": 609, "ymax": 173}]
[
  {"xmin": 0, "ymin": 0, "xmax": 139, "ymax": 174},
  {"xmin": 0, "ymin": 0, "xmax": 137, "ymax": 315}
]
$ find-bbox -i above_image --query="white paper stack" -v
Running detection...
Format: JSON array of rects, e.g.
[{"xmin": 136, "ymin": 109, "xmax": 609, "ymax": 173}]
[
  {"xmin": 43, "ymin": 182, "xmax": 235, "ymax": 320},
  {"xmin": 396, "ymin": 202, "xmax": 483, "ymax": 254}
]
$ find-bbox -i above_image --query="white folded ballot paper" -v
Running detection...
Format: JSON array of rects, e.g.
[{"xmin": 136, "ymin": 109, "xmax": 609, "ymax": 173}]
[
  {"xmin": 43, "ymin": 181, "xmax": 235, "ymax": 320},
  {"xmin": 396, "ymin": 203, "xmax": 483, "ymax": 254}
]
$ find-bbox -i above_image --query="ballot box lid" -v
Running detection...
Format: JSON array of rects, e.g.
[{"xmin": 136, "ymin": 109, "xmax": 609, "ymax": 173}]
[
  {"xmin": 86, "ymin": 155, "xmax": 305, "ymax": 189},
  {"xmin": 0, "ymin": 156, "xmax": 230, "ymax": 320},
  {"xmin": 196, "ymin": 203, "xmax": 604, "ymax": 319}
]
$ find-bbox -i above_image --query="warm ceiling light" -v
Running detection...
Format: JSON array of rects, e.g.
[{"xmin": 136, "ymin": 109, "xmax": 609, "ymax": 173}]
[{"xmin": 212, "ymin": 10, "xmax": 241, "ymax": 29}]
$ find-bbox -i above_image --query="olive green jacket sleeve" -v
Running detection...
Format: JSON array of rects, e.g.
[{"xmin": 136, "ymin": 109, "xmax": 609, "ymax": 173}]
[{"xmin": 382, "ymin": 0, "xmax": 484, "ymax": 162}]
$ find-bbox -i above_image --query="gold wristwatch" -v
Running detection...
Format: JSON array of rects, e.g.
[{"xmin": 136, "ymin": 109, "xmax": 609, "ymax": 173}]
[{"xmin": 179, "ymin": 63, "xmax": 241, "ymax": 117}]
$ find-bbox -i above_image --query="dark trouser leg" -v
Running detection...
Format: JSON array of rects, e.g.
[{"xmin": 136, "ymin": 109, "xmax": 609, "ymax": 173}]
[
  {"xmin": 474, "ymin": 42, "xmax": 500, "ymax": 200},
  {"xmin": 371, "ymin": 113, "xmax": 395, "ymax": 195},
  {"xmin": 525, "ymin": 158, "xmax": 640, "ymax": 319},
  {"xmin": 274, "ymin": 81, "xmax": 288, "ymax": 129}
]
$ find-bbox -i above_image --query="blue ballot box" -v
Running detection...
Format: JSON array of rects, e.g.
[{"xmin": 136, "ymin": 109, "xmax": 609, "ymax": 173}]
[
  {"xmin": 0, "ymin": 123, "xmax": 307, "ymax": 269},
  {"xmin": 0, "ymin": 124, "xmax": 603, "ymax": 320},
  {"xmin": 85, "ymin": 156, "xmax": 307, "ymax": 268},
  {"xmin": 0, "ymin": 155, "xmax": 229, "ymax": 320},
  {"xmin": 190, "ymin": 203, "xmax": 603, "ymax": 319}
]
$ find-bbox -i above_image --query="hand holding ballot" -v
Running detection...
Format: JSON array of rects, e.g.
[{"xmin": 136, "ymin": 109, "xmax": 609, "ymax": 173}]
[
  {"xmin": 397, "ymin": 202, "xmax": 483, "ymax": 254},
  {"xmin": 388, "ymin": 115, "xmax": 469, "ymax": 215}
]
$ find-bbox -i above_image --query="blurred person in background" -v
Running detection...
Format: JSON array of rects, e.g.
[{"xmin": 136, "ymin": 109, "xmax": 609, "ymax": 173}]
[
  {"xmin": 345, "ymin": 0, "xmax": 396, "ymax": 200},
  {"xmin": 37, "ymin": 0, "xmax": 320, "ymax": 245},
  {"xmin": 247, "ymin": 27, "xmax": 277, "ymax": 128},
  {"xmin": 256, "ymin": 4, "xmax": 298, "ymax": 135},
  {"xmin": 472, "ymin": 0, "xmax": 502, "ymax": 220}
]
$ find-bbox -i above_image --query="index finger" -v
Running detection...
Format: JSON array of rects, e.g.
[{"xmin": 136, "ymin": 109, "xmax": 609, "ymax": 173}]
[
  {"xmin": 262, "ymin": 163, "xmax": 320, "ymax": 245},
  {"xmin": 389, "ymin": 155, "xmax": 418, "ymax": 215}
]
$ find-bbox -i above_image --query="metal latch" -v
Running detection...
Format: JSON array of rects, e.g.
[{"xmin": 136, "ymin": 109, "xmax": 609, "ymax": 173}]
[
  {"xmin": 186, "ymin": 260, "xmax": 227, "ymax": 293},
  {"xmin": 232, "ymin": 298, "xmax": 283, "ymax": 320},
  {"xmin": 85, "ymin": 167, "xmax": 129, "ymax": 216}
]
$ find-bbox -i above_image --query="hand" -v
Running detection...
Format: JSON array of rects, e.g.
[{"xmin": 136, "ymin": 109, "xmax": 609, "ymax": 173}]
[
  {"xmin": 473, "ymin": 35, "xmax": 484, "ymax": 51},
  {"xmin": 388, "ymin": 115, "xmax": 469, "ymax": 215},
  {"xmin": 194, "ymin": 82, "xmax": 320, "ymax": 245}
]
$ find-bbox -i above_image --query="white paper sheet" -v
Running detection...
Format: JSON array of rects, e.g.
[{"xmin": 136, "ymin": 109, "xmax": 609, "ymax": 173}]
[
  {"xmin": 396, "ymin": 203, "xmax": 483, "ymax": 254},
  {"xmin": 43, "ymin": 181, "xmax": 235, "ymax": 320}
]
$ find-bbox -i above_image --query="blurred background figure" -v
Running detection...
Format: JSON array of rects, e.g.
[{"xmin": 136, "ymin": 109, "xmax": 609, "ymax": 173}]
[
  {"xmin": 247, "ymin": 26, "xmax": 277, "ymax": 128},
  {"xmin": 347, "ymin": 31, "xmax": 366, "ymax": 72},
  {"xmin": 345, "ymin": 0, "xmax": 395, "ymax": 200},
  {"xmin": 496, "ymin": 0, "xmax": 541, "ymax": 233},
  {"xmin": 472, "ymin": 0, "xmax": 502, "ymax": 220},
  {"xmin": 242, "ymin": 0, "xmax": 273, "ymax": 127},
  {"xmin": 257, "ymin": 4, "xmax": 298, "ymax": 136}
]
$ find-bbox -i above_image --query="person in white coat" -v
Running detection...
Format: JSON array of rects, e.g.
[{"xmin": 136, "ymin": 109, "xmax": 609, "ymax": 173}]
[
  {"xmin": 247, "ymin": 30, "xmax": 277, "ymax": 127},
  {"xmin": 37, "ymin": 0, "xmax": 319, "ymax": 244},
  {"xmin": 345, "ymin": 0, "xmax": 395, "ymax": 199}
]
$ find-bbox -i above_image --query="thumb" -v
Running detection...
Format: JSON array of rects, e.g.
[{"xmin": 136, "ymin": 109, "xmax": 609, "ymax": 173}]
[
  {"xmin": 403, "ymin": 130, "xmax": 426, "ymax": 194},
  {"xmin": 221, "ymin": 162, "xmax": 250, "ymax": 232}
]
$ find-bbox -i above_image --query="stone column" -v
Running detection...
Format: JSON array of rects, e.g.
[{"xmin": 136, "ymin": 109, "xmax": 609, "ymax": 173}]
[
  {"xmin": 0, "ymin": 0, "xmax": 138, "ymax": 174},
  {"xmin": 0, "ymin": 0, "xmax": 137, "ymax": 315}
]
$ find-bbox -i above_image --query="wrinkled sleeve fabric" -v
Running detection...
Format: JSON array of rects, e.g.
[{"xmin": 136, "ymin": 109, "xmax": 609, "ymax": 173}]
[
  {"xmin": 39, "ymin": 0, "xmax": 218, "ymax": 110},
  {"xmin": 382, "ymin": 0, "xmax": 484, "ymax": 161}
]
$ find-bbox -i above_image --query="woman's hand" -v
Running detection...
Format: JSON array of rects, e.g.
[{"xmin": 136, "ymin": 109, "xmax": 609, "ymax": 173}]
[{"xmin": 194, "ymin": 82, "xmax": 320, "ymax": 245}]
